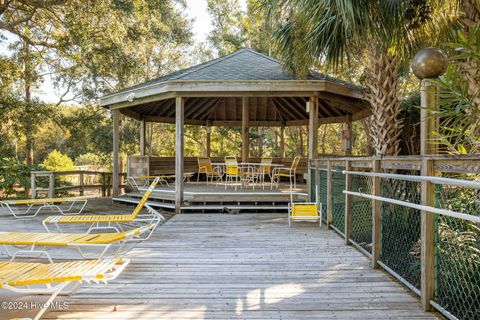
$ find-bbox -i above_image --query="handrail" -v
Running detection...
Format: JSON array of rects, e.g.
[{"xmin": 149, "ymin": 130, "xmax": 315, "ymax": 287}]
[
  {"xmin": 344, "ymin": 190, "xmax": 480, "ymax": 224},
  {"xmin": 30, "ymin": 170, "xmax": 126, "ymax": 198},
  {"xmin": 310, "ymin": 156, "xmax": 479, "ymax": 320},
  {"xmin": 342, "ymin": 170, "xmax": 480, "ymax": 189}
]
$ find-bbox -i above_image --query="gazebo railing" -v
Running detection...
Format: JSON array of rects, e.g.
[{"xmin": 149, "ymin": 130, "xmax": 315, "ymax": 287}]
[{"xmin": 310, "ymin": 155, "xmax": 480, "ymax": 320}]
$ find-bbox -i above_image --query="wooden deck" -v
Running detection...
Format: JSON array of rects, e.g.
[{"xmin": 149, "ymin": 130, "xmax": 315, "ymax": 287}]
[{"xmin": 1, "ymin": 209, "xmax": 439, "ymax": 319}]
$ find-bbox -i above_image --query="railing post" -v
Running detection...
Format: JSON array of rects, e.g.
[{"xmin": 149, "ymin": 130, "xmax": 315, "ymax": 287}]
[
  {"xmin": 101, "ymin": 173, "xmax": 106, "ymax": 197},
  {"xmin": 421, "ymin": 158, "xmax": 436, "ymax": 311},
  {"xmin": 326, "ymin": 160, "xmax": 333, "ymax": 227},
  {"xmin": 79, "ymin": 171, "xmax": 85, "ymax": 196},
  {"xmin": 344, "ymin": 160, "xmax": 352, "ymax": 244},
  {"xmin": 31, "ymin": 172, "xmax": 36, "ymax": 199},
  {"xmin": 315, "ymin": 160, "xmax": 320, "ymax": 208},
  {"xmin": 48, "ymin": 173, "xmax": 55, "ymax": 198},
  {"xmin": 372, "ymin": 158, "xmax": 381, "ymax": 269}
]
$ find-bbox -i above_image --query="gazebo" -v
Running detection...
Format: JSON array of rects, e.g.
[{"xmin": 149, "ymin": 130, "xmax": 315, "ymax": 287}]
[{"xmin": 100, "ymin": 48, "xmax": 370, "ymax": 212}]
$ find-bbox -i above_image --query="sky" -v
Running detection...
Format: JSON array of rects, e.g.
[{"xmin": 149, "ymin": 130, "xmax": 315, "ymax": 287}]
[{"xmin": 0, "ymin": 0, "xmax": 246, "ymax": 103}]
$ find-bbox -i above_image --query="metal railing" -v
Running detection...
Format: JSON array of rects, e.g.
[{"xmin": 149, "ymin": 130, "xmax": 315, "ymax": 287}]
[{"xmin": 310, "ymin": 155, "xmax": 480, "ymax": 320}]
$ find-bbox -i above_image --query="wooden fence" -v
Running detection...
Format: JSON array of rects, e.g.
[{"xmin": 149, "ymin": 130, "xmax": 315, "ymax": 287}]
[{"xmin": 30, "ymin": 170, "xmax": 126, "ymax": 198}]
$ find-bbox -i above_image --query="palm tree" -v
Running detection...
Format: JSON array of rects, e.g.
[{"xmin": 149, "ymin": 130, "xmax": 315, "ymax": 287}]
[{"xmin": 262, "ymin": 0, "xmax": 459, "ymax": 156}]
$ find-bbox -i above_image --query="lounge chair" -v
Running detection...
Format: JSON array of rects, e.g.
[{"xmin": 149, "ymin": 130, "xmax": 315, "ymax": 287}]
[
  {"xmin": 0, "ymin": 258, "xmax": 129, "ymax": 320},
  {"xmin": 288, "ymin": 202, "xmax": 322, "ymax": 227},
  {"xmin": 0, "ymin": 196, "xmax": 88, "ymax": 219},
  {"xmin": 287, "ymin": 184, "xmax": 322, "ymax": 227},
  {"xmin": 0, "ymin": 224, "xmax": 156, "ymax": 261},
  {"xmin": 43, "ymin": 177, "xmax": 162, "ymax": 233}
]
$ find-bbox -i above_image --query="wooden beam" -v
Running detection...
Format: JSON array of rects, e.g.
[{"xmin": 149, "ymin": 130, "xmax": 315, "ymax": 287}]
[
  {"xmin": 242, "ymin": 97, "xmax": 249, "ymax": 162},
  {"xmin": 326, "ymin": 160, "xmax": 333, "ymax": 227},
  {"xmin": 278, "ymin": 97, "xmax": 306, "ymax": 119},
  {"xmin": 120, "ymin": 108, "xmax": 141, "ymax": 120},
  {"xmin": 175, "ymin": 97, "xmax": 184, "ymax": 214},
  {"xmin": 308, "ymin": 96, "xmax": 319, "ymax": 160},
  {"xmin": 140, "ymin": 119, "xmax": 146, "ymax": 156},
  {"xmin": 343, "ymin": 114, "xmax": 352, "ymax": 155},
  {"xmin": 144, "ymin": 115, "xmax": 206, "ymax": 126},
  {"xmin": 420, "ymin": 79, "xmax": 438, "ymax": 311},
  {"xmin": 372, "ymin": 158, "xmax": 381, "ymax": 268},
  {"xmin": 420, "ymin": 80, "xmax": 439, "ymax": 155},
  {"xmin": 280, "ymin": 124, "xmax": 285, "ymax": 158},
  {"xmin": 112, "ymin": 109, "xmax": 120, "ymax": 197},
  {"xmin": 344, "ymin": 160, "xmax": 352, "ymax": 245},
  {"xmin": 206, "ymin": 120, "xmax": 211, "ymax": 157},
  {"xmin": 308, "ymin": 96, "xmax": 319, "ymax": 200},
  {"xmin": 193, "ymin": 98, "xmax": 220, "ymax": 120},
  {"xmin": 420, "ymin": 158, "xmax": 436, "ymax": 311}
]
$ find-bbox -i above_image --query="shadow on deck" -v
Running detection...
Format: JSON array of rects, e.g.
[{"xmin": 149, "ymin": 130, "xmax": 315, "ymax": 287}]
[{"xmin": 0, "ymin": 200, "xmax": 439, "ymax": 319}]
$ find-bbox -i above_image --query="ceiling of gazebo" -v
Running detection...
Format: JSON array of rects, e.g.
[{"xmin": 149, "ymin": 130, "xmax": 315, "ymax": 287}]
[
  {"xmin": 119, "ymin": 95, "xmax": 369, "ymax": 127},
  {"xmin": 101, "ymin": 48, "xmax": 370, "ymax": 126}
]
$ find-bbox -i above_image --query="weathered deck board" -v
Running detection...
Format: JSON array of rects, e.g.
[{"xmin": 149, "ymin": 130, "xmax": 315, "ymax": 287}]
[{"xmin": 0, "ymin": 211, "xmax": 439, "ymax": 320}]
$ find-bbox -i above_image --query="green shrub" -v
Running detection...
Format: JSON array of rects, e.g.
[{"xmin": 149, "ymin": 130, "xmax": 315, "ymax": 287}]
[
  {"xmin": 0, "ymin": 158, "xmax": 32, "ymax": 197},
  {"xmin": 75, "ymin": 152, "xmax": 110, "ymax": 170},
  {"xmin": 41, "ymin": 150, "xmax": 75, "ymax": 171}
]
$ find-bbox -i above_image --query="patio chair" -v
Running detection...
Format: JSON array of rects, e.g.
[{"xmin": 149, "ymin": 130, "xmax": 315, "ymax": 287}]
[
  {"xmin": 197, "ymin": 156, "xmax": 222, "ymax": 184},
  {"xmin": 271, "ymin": 156, "xmax": 302, "ymax": 190},
  {"xmin": 0, "ymin": 258, "xmax": 129, "ymax": 320},
  {"xmin": 43, "ymin": 177, "xmax": 163, "ymax": 233},
  {"xmin": 0, "ymin": 196, "xmax": 88, "ymax": 219},
  {"xmin": 255, "ymin": 157, "xmax": 273, "ymax": 189},
  {"xmin": 0, "ymin": 223, "xmax": 157, "ymax": 261},
  {"xmin": 224, "ymin": 156, "xmax": 255, "ymax": 191}
]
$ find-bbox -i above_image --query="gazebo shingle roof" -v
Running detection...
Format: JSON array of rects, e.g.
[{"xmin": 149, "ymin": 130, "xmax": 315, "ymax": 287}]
[
  {"xmin": 112, "ymin": 48, "xmax": 361, "ymax": 94},
  {"xmin": 101, "ymin": 48, "xmax": 369, "ymax": 126}
]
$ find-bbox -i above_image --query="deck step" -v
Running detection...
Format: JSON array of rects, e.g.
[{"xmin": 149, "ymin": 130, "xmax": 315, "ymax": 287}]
[{"xmin": 113, "ymin": 196, "xmax": 289, "ymax": 211}]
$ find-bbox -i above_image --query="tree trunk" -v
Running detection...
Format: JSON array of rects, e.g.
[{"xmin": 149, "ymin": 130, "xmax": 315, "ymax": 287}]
[
  {"xmin": 23, "ymin": 40, "xmax": 34, "ymax": 165},
  {"xmin": 365, "ymin": 51, "xmax": 402, "ymax": 156},
  {"xmin": 460, "ymin": 1, "xmax": 480, "ymax": 119}
]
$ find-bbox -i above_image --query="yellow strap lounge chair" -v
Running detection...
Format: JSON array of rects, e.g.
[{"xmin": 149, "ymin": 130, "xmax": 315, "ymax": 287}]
[
  {"xmin": 128, "ymin": 173, "xmax": 194, "ymax": 189},
  {"xmin": 288, "ymin": 203, "xmax": 322, "ymax": 227},
  {"xmin": 271, "ymin": 156, "xmax": 302, "ymax": 190},
  {"xmin": 0, "ymin": 258, "xmax": 129, "ymax": 320},
  {"xmin": 0, "ymin": 224, "xmax": 155, "ymax": 261},
  {"xmin": 288, "ymin": 184, "xmax": 322, "ymax": 228},
  {"xmin": 0, "ymin": 197, "xmax": 88, "ymax": 219},
  {"xmin": 43, "ymin": 177, "xmax": 162, "ymax": 234}
]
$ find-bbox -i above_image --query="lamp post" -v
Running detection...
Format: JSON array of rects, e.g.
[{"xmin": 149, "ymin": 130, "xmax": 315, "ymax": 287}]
[
  {"xmin": 412, "ymin": 47, "xmax": 447, "ymax": 311},
  {"xmin": 412, "ymin": 47, "xmax": 448, "ymax": 155}
]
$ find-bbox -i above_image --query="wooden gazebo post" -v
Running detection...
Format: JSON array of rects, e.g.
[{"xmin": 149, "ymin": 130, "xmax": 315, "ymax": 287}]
[
  {"xmin": 307, "ymin": 95, "xmax": 319, "ymax": 198},
  {"xmin": 175, "ymin": 96, "xmax": 185, "ymax": 214},
  {"xmin": 343, "ymin": 114, "xmax": 352, "ymax": 155},
  {"xmin": 139, "ymin": 118, "xmax": 146, "ymax": 156},
  {"xmin": 206, "ymin": 120, "xmax": 211, "ymax": 157},
  {"xmin": 280, "ymin": 123, "xmax": 286, "ymax": 158},
  {"xmin": 112, "ymin": 109, "xmax": 120, "ymax": 197},
  {"xmin": 241, "ymin": 97, "xmax": 249, "ymax": 162}
]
